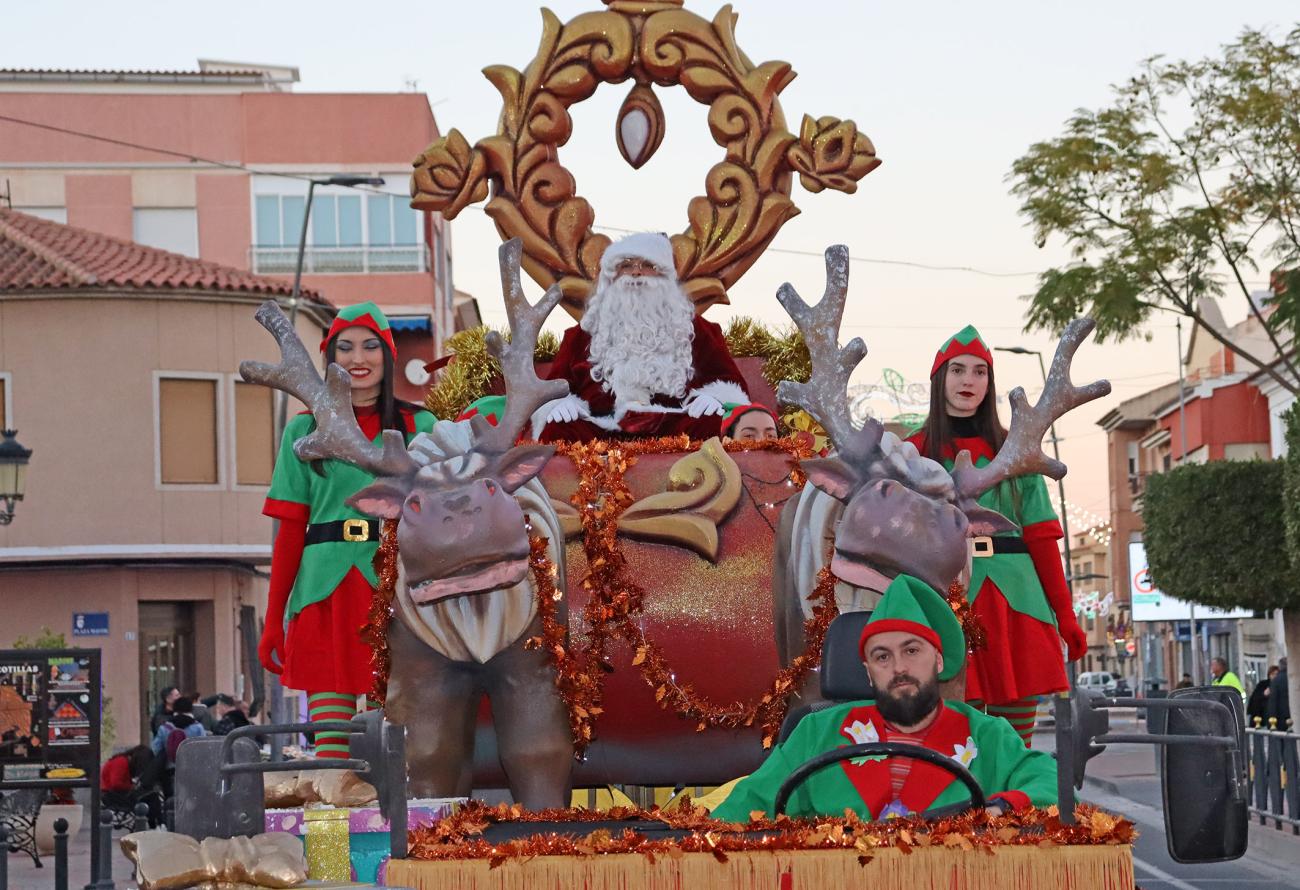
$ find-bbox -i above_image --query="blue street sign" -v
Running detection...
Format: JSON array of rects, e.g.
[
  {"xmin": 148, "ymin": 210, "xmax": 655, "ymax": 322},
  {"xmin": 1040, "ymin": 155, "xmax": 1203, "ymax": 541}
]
[{"xmin": 72, "ymin": 612, "xmax": 109, "ymax": 637}]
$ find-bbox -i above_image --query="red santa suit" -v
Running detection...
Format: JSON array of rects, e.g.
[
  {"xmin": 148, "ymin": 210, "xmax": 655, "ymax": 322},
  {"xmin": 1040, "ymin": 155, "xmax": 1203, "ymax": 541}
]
[
  {"xmin": 537, "ymin": 318, "xmax": 750, "ymax": 442},
  {"xmin": 533, "ymin": 232, "xmax": 749, "ymax": 442}
]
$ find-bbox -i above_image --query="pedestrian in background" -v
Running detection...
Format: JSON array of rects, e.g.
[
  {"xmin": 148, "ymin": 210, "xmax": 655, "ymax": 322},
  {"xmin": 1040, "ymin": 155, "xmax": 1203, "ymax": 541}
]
[
  {"xmin": 1210, "ymin": 657, "xmax": 1245, "ymax": 702},
  {"xmin": 1246, "ymin": 665, "xmax": 1277, "ymax": 727}
]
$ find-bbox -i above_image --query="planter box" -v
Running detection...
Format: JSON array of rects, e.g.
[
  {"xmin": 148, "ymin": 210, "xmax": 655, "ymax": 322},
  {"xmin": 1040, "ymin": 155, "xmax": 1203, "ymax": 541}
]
[{"xmin": 35, "ymin": 803, "xmax": 83, "ymax": 854}]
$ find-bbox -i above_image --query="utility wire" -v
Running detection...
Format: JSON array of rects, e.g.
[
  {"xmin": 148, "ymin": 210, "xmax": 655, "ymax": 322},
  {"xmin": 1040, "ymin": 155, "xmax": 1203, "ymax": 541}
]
[{"xmin": 0, "ymin": 112, "xmax": 1279, "ymax": 286}]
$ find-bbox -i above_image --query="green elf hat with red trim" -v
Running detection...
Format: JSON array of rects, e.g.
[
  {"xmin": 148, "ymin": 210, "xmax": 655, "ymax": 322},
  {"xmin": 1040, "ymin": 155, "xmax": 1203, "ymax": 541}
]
[
  {"xmin": 720, "ymin": 403, "xmax": 780, "ymax": 438},
  {"xmin": 930, "ymin": 324, "xmax": 992, "ymax": 377},
  {"xmin": 457, "ymin": 394, "xmax": 506, "ymax": 427},
  {"xmin": 321, "ymin": 301, "xmax": 397, "ymax": 357},
  {"xmin": 858, "ymin": 574, "xmax": 965, "ymax": 681}
]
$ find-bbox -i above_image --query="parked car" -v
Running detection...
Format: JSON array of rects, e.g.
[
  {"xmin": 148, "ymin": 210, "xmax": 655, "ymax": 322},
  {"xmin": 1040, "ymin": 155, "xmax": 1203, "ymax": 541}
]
[
  {"xmin": 1076, "ymin": 671, "xmax": 1119, "ymax": 695},
  {"xmin": 1113, "ymin": 677, "xmax": 1132, "ymax": 697}
]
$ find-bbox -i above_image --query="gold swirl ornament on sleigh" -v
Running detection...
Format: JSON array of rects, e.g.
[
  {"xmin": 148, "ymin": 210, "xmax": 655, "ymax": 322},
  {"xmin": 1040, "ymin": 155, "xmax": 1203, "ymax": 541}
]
[{"xmin": 410, "ymin": 0, "xmax": 882, "ymax": 320}]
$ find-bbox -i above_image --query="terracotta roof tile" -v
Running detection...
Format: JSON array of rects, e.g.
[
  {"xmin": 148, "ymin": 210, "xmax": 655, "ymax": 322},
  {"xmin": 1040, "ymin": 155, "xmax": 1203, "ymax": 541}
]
[{"xmin": 0, "ymin": 210, "xmax": 327, "ymax": 303}]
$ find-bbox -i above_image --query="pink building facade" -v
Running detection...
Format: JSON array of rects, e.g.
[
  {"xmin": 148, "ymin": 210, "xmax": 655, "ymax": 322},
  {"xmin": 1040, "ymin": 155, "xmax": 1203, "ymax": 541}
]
[{"xmin": 0, "ymin": 62, "xmax": 453, "ymax": 403}]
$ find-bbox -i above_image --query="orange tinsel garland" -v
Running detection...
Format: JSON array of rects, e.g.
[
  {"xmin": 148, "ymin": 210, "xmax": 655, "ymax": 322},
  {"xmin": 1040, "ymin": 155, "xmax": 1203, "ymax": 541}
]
[
  {"xmin": 366, "ymin": 518, "xmax": 402, "ymax": 705},
  {"xmin": 366, "ymin": 435, "xmax": 824, "ymax": 746},
  {"xmin": 531, "ymin": 436, "xmax": 833, "ymax": 753},
  {"xmin": 408, "ymin": 800, "xmax": 1137, "ymax": 866},
  {"xmin": 946, "ymin": 579, "xmax": 988, "ymax": 653}
]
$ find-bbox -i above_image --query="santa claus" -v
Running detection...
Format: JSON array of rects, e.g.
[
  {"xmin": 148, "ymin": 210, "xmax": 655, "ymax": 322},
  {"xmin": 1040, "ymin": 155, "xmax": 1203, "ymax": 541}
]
[{"xmin": 533, "ymin": 232, "xmax": 750, "ymax": 442}]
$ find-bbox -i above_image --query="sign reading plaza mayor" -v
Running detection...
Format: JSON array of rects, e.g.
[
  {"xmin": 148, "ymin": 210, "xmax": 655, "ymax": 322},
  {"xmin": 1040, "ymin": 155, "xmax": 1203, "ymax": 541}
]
[{"xmin": 1127, "ymin": 542, "xmax": 1252, "ymax": 622}]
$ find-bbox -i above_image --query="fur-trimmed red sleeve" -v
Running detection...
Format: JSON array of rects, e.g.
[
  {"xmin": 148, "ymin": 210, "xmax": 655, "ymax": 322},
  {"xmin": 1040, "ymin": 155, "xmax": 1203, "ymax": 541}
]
[{"xmin": 547, "ymin": 325, "xmax": 613, "ymax": 416}]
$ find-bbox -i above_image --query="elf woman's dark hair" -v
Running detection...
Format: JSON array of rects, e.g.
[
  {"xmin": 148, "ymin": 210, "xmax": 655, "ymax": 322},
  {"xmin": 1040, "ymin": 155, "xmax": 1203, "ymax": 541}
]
[
  {"xmin": 311, "ymin": 334, "xmax": 419, "ymax": 475},
  {"xmin": 917, "ymin": 359, "xmax": 1007, "ymax": 464}
]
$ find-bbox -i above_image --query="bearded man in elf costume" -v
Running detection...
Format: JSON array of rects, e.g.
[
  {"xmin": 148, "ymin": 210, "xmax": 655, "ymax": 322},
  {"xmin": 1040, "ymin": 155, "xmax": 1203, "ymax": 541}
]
[
  {"xmin": 712, "ymin": 575, "xmax": 1057, "ymax": 820},
  {"xmin": 905, "ymin": 326, "xmax": 1086, "ymax": 746},
  {"xmin": 533, "ymin": 232, "xmax": 750, "ymax": 442},
  {"xmin": 260, "ymin": 302, "xmax": 436, "ymax": 757}
]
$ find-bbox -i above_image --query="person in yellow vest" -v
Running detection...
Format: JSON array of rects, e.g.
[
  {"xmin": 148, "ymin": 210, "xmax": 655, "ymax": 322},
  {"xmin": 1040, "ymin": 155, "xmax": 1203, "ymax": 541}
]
[{"xmin": 1210, "ymin": 657, "xmax": 1245, "ymax": 701}]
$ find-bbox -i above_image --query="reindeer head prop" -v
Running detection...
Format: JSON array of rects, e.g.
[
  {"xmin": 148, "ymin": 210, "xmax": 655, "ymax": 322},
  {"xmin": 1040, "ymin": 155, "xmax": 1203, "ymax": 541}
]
[
  {"xmin": 777, "ymin": 245, "xmax": 1111, "ymax": 596},
  {"xmin": 240, "ymin": 239, "xmax": 569, "ymax": 604}
]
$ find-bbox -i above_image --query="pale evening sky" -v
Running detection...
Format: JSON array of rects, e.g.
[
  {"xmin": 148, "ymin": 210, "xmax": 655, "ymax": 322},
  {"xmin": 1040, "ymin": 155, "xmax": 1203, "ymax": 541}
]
[{"xmin": 6, "ymin": 0, "xmax": 1298, "ymax": 541}]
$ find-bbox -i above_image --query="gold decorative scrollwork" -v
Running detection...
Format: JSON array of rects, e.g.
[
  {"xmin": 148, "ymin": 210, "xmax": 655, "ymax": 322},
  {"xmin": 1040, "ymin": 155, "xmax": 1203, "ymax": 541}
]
[
  {"xmin": 411, "ymin": 0, "xmax": 880, "ymax": 319},
  {"xmin": 617, "ymin": 437, "xmax": 741, "ymax": 560}
]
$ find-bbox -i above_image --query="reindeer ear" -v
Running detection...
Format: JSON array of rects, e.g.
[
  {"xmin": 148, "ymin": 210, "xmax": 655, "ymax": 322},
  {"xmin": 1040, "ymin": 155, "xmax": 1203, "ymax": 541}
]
[
  {"xmin": 346, "ymin": 481, "xmax": 407, "ymax": 519},
  {"xmin": 492, "ymin": 444, "xmax": 556, "ymax": 493},
  {"xmin": 802, "ymin": 457, "xmax": 862, "ymax": 502},
  {"xmin": 964, "ymin": 505, "xmax": 1020, "ymax": 536}
]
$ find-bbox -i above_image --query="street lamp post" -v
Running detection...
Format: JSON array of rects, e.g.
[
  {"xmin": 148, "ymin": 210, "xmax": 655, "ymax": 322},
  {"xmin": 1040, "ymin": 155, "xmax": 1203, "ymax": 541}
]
[
  {"xmin": 994, "ymin": 345, "xmax": 1077, "ymax": 680},
  {"xmin": 273, "ymin": 175, "xmax": 386, "ymax": 442},
  {"xmin": 267, "ymin": 175, "xmax": 383, "ymax": 734},
  {"xmin": 0, "ymin": 429, "xmax": 32, "ymax": 525}
]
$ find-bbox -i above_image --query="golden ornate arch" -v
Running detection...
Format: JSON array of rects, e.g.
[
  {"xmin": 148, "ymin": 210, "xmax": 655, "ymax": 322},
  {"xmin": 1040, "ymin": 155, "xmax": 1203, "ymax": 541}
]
[{"xmin": 411, "ymin": 0, "xmax": 880, "ymax": 319}]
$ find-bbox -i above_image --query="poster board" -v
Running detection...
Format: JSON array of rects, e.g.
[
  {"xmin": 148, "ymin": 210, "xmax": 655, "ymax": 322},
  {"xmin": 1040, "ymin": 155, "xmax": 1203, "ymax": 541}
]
[{"xmin": 0, "ymin": 648, "xmax": 101, "ymax": 788}]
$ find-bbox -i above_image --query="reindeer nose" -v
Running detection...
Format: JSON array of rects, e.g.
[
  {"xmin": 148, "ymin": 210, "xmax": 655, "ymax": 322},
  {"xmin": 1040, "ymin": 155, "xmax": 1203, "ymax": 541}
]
[{"xmin": 443, "ymin": 493, "xmax": 471, "ymax": 513}]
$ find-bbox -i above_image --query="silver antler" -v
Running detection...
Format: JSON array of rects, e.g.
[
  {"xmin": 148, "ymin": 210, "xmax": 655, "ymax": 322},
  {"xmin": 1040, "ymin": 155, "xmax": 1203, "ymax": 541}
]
[
  {"xmin": 775, "ymin": 244, "xmax": 882, "ymax": 463},
  {"xmin": 240, "ymin": 303, "xmax": 420, "ymax": 479},
  {"xmin": 472, "ymin": 238, "xmax": 569, "ymax": 451},
  {"xmin": 952, "ymin": 317, "xmax": 1111, "ymax": 500}
]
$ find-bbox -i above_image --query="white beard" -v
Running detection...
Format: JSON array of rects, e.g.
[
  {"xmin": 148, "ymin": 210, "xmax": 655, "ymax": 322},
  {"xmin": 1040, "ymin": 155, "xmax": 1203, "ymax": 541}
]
[{"xmin": 582, "ymin": 273, "xmax": 696, "ymax": 405}]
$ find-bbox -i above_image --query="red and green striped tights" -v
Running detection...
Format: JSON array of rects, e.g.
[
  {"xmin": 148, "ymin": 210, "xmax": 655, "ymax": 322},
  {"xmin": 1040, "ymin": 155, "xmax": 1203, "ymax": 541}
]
[
  {"xmin": 307, "ymin": 693, "xmax": 379, "ymax": 758},
  {"xmin": 971, "ymin": 697, "xmax": 1040, "ymax": 747}
]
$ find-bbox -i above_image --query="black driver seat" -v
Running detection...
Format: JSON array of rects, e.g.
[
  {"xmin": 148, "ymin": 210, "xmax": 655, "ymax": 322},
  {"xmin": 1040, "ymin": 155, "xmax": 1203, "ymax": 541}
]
[{"xmin": 776, "ymin": 610, "xmax": 875, "ymax": 744}]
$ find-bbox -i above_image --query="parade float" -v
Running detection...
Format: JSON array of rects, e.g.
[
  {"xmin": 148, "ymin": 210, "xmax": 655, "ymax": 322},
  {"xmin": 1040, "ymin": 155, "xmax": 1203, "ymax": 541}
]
[{"xmin": 143, "ymin": 2, "xmax": 1252, "ymax": 888}]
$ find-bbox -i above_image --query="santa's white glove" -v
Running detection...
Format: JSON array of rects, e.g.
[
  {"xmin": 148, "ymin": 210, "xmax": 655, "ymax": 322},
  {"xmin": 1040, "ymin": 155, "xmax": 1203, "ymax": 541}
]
[
  {"xmin": 685, "ymin": 393, "xmax": 726, "ymax": 418},
  {"xmin": 543, "ymin": 394, "xmax": 588, "ymax": 424}
]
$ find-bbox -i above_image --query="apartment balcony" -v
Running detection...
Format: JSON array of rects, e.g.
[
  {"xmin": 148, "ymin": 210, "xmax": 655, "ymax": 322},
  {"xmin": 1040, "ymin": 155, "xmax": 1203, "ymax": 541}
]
[{"xmin": 250, "ymin": 244, "xmax": 430, "ymax": 275}]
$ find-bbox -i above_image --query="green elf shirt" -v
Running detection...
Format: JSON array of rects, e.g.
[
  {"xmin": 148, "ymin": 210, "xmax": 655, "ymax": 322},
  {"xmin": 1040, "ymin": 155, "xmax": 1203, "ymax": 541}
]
[
  {"xmin": 264, "ymin": 409, "xmax": 436, "ymax": 620},
  {"xmin": 906, "ymin": 430, "xmax": 1059, "ymax": 626},
  {"xmin": 712, "ymin": 699, "xmax": 1057, "ymax": 821}
]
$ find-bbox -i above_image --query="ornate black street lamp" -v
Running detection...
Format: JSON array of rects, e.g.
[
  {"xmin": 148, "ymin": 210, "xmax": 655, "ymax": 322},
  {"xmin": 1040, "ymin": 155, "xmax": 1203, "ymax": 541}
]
[{"xmin": 0, "ymin": 429, "xmax": 32, "ymax": 525}]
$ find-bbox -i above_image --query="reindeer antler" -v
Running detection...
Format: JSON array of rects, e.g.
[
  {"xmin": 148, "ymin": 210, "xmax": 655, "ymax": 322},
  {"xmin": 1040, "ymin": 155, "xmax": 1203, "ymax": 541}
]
[
  {"xmin": 240, "ymin": 302, "xmax": 420, "ymax": 479},
  {"xmin": 775, "ymin": 245, "xmax": 882, "ymax": 463},
  {"xmin": 952, "ymin": 317, "xmax": 1111, "ymax": 500},
  {"xmin": 473, "ymin": 239, "xmax": 569, "ymax": 452}
]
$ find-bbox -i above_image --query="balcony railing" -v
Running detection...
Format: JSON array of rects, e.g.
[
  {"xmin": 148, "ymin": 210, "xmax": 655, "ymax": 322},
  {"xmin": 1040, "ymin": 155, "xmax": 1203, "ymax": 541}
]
[{"xmin": 250, "ymin": 244, "xmax": 430, "ymax": 275}]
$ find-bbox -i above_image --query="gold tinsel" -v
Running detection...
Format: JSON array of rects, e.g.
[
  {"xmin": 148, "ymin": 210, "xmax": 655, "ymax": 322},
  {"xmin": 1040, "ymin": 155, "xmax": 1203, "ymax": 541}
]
[
  {"xmin": 722, "ymin": 316, "xmax": 812, "ymax": 391},
  {"xmin": 427, "ymin": 317, "xmax": 811, "ymax": 421},
  {"xmin": 425, "ymin": 327, "xmax": 563, "ymax": 420}
]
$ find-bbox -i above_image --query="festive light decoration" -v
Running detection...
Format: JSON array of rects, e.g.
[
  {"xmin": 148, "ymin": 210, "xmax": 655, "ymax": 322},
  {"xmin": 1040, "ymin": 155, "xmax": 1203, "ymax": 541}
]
[{"xmin": 406, "ymin": 800, "xmax": 1137, "ymax": 868}]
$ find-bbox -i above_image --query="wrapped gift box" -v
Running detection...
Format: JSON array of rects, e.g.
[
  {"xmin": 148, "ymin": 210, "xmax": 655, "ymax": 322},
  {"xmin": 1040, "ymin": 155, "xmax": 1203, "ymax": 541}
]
[{"xmin": 266, "ymin": 797, "xmax": 461, "ymax": 883}]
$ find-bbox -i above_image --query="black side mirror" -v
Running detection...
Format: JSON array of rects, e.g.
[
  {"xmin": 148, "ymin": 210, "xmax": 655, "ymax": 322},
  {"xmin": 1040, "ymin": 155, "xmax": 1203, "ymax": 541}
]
[{"xmin": 1160, "ymin": 686, "xmax": 1248, "ymax": 863}]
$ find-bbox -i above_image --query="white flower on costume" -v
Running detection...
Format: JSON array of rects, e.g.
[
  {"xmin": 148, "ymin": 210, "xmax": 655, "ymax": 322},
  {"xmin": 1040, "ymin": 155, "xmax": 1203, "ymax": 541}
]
[
  {"xmin": 951, "ymin": 736, "xmax": 979, "ymax": 768},
  {"xmin": 842, "ymin": 720, "xmax": 880, "ymax": 745}
]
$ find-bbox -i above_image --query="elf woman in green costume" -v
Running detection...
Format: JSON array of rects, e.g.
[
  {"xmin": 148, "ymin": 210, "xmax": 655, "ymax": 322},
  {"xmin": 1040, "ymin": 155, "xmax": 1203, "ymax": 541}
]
[
  {"xmin": 259, "ymin": 302, "xmax": 436, "ymax": 757},
  {"xmin": 904, "ymin": 326, "xmax": 1086, "ymax": 746}
]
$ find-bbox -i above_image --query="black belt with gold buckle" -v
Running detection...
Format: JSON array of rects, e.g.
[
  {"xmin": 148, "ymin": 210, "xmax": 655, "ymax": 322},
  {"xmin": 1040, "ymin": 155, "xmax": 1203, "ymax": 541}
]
[
  {"xmin": 969, "ymin": 535, "xmax": 1030, "ymax": 558},
  {"xmin": 304, "ymin": 519, "xmax": 380, "ymax": 545}
]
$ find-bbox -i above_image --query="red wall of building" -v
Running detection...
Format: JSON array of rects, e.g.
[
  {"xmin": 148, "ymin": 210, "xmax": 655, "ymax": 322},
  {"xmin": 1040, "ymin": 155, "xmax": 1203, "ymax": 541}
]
[{"xmin": 1161, "ymin": 381, "xmax": 1270, "ymax": 461}]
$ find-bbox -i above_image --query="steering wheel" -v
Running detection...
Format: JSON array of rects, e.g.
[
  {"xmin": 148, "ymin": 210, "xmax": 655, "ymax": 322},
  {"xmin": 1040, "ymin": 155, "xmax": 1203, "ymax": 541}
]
[{"xmin": 773, "ymin": 742, "xmax": 987, "ymax": 819}]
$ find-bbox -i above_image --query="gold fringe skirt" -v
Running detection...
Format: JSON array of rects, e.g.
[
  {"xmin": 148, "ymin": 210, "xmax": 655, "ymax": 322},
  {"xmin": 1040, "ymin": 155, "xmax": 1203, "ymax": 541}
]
[{"xmin": 387, "ymin": 844, "xmax": 1135, "ymax": 889}]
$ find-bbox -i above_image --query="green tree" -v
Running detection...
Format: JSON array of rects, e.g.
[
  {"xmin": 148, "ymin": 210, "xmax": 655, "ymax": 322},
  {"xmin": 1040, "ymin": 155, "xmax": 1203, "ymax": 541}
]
[
  {"xmin": 1144, "ymin": 460, "xmax": 1296, "ymax": 610},
  {"xmin": 10, "ymin": 627, "xmax": 68, "ymax": 649},
  {"xmin": 1010, "ymin": 25, "xmax": 1300, "ymax": 395}
]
